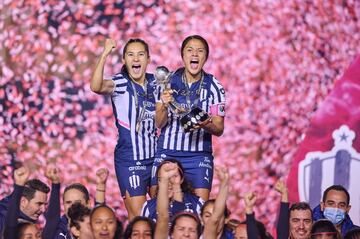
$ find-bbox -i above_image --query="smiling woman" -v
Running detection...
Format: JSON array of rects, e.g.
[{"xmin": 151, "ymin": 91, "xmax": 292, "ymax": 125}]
[
  {"xmin": 153, "ymin": 35, "xmax": 226, "ymax": 201},
  {"xmin": 90, "ymin": 38, "xmax": 157, "ymax": 219},
  {"xmin": 90, "ymin": 205, "xmax": 117, "ymax": 239}
]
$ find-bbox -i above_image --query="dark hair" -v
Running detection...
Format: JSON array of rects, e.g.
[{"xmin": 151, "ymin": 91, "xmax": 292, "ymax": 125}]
[
  {"xmin": 170, "ymin": 212, "xmax": 202, "ymax": 238},
  {"xmin": 290, "ymin": 202, "xmax": 313, "ymax": 218},
  {"xmin": 323, "ymin": 185, "xmax": 350, "ymax": 205},
  {"xmin": 121, "ymin": 38, "xmax": 150, "ymax": 74},
  {"xmin": 22, "ymin": 179, "xmax": 50, "ymax": 200},
  {"xmin": 156, "ymin": 159, "xmax": 194, "ymax": 194},
  {"xmin": 63, "ymin": 183, "xmax": 90, "ymax": 202},
  {"xmin": 123, "ymin": 216, "xmax": 155, "ymax": 239},
  {"xmin": 181, "ymin": 35, "xmax": 209, "ymax": 60},
  {"xmin": 90, "ymin": 204, "xmax": 116, "ymax": 221},
  {"xmin": 115, "ymin": 219, "xmax": 124, "ymax": 239},
  {"xmin": 236, "ymin": 219, "xmax": 273, "ymax": 239},
  {"xmin": 201, "ymin": 199, "xmax": 230, "ymax": 219},
  {"xmin": 311, "ymin": 219, "xmax": 339, "ymax": 239},
  {"xmin": 68, "ymin": 202, "xmax": 91, "ymax": 233},
  {"xmin": 345, "ymin": 228, "xmax": 360, "ymax": 239},
  {"xmin": 15, "ymin": 223, "xmax": 39, "ymax": 239}
]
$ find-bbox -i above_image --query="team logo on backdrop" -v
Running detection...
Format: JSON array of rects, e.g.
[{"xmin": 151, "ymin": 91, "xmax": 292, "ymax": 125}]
[
  {"xmin": 298, "ymin": 125, "xmax": 360, "ymax": 208},
  {"xmin": 129, "ymin": 173, "xmax": 141, "ymax": 189}
]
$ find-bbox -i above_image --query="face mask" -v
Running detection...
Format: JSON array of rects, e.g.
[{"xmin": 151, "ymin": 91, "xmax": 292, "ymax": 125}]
[{"xmin": 323, "ymin": 207, "xmax": 346, "ymax": 225}]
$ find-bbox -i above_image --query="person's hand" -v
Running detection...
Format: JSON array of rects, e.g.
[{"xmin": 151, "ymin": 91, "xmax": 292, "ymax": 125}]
[
  {"xmin": 160, "ymin": 89, "xmax": 174, "ymax": 107},
  {"xmin": 14, "ymin": 166, "xmax": 30, "ymax": 186},
  {"xmin": 274, "ymin": 180, "xmax": 288, "ymax": 202},
  {"xmin": 102, "ymin": 38, "xmax": 116, "ymax": 56},
  {"xmin": 45, "ymin": 164, "xmax": 61, "ymax": 184},
  {"xmin": 159, "ymin": 162, "xmax": 178, "ymax": 181},
  {"xmin": 192, "ymin": 116, "xmax": 212, "ymax": 130},
  {"xmin": 216, "ymin": 166, "xmax": 229, "ymax": 186},
  {"xmin": 96, "ymin": 168, "xmax": 109, "ymax": 185},
  {"xmin": 244, "ymin": 192, "xmax": 257, "ymax": 214}
]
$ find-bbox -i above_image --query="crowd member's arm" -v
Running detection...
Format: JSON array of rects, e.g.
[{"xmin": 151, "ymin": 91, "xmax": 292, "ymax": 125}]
[
  {"xmin": 275, "ymin": 180, "xmax": 289, "ymax": 239},
  {"xmin": 95, "ymin": 168, "xmax": 109, "ymax": 205},
  {"xmin": 3, "ymin": 166, "xmax": 30, "ymax": 239},
  {"xmin": 90, "ymin": 38, "xmax": 115, "ymax": 95},
  {"xmin": 203, "ymin": 167, "xmax": 229, "ymax": 239},
  {"xmin": 154, "ymin": 163, "xmax": 178, "ymax": 239},
  {"xmin": 42, "ymin": 164, "xmax": 61, "ymax": 239},
  {"xmin": 171, "ymin": 169, "xmax": 183, "ymax": 203},
  {"xmin": 244, "ymin": 192, "xmax": 260, "ymax": 239}
]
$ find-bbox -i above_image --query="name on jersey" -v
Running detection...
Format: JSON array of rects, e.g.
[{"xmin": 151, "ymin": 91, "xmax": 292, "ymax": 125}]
[{"xmin": 198, "ymin": 162, "xmax": 212, "ymax": 169}]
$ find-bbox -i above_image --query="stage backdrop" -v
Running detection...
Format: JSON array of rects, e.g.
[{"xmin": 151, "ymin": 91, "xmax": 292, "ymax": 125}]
[{"xmin": 1, "ymin": 0, "xmax": 360, "ymax": 230}]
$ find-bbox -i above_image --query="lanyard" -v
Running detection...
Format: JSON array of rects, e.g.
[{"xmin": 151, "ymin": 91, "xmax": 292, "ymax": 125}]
[
  {"xmin": 182, "ymin": 71, "xmax": 204, "ymax": 110},
  {"xmin": 129, "ymin": 78, "xmax": 148, "ymax": 132}
]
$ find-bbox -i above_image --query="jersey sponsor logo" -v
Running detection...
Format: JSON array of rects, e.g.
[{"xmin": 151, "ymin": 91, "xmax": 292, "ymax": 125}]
[
  {"xmin": 129, "ymin": 173, "xmax": 141, "ymax": 189},
  {"xmin": 128, "ymin": 161, "xmax": 147, "ymax": 171}
]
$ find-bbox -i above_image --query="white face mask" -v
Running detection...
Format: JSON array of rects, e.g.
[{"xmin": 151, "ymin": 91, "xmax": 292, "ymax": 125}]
[{"xmin": 323, "ymin": 207, "xmax": 346, "ymax": 225}]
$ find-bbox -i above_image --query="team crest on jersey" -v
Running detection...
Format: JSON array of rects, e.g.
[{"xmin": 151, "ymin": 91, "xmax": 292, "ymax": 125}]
[
  {"xmin": 129, "ymin": 173, "xmax": 141, "ymax": 189},
  {"xmin": 298, "ymin": 125, "xmax": 360, "ymax": 219}
]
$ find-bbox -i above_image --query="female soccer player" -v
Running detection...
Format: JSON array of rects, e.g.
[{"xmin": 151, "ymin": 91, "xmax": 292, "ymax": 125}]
[
  {"xmin": 91, "ymin": 38, "xmax": 157, "ymax": 219},
  {"xmin": 154, "ymin": 35, "xmax": 226, "ymax": 200}
]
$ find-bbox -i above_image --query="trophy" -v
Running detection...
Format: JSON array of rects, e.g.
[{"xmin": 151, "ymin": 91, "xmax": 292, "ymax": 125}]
[{"xmin": 155, "ymin": 66, "xmax": 210, "ymax": 133}]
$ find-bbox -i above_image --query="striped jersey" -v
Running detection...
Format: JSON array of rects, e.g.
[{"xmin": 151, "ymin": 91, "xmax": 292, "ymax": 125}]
[
  {"xmin": 111, "ymin": 72, "xmax": 157, "ymax": 161},
  {"xmin": 157, "ymin": 68, "xmax": 226, "ymax": 153},
  {"xmin": 140, "ymin": 192, "xmax": 204, "ymax": 222}
]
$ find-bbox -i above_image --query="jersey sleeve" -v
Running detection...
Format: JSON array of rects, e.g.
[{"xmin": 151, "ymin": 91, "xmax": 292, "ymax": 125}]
[
  {"xmin": 111, "ymin": 73, "xmax": 128, "ymax": 96},
  {"xmin": 209, "ymin": 76, "xmax": 226, "ymax": 116}
]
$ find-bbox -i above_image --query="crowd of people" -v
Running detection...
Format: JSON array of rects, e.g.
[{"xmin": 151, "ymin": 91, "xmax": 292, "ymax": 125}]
[
  {"xmin": 1, "ymin": 162, "xmax": 359, "ymax": 238},
  {"xmin": 2, "ymin": 0, "xmax": 360, "ymax": 236}
]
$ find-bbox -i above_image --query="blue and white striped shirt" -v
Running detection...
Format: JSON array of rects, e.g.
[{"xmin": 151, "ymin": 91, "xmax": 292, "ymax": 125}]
[
  {"xmin": 111, "ymin": 72, "xmax": 157, "ymax": 161},
  {"xmin": 157, "ymin": 68, "xmax": 226, "ymax": 153}
]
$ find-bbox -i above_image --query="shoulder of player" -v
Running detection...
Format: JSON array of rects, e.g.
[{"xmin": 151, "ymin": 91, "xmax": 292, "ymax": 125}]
[{"xmin": 111, "ymin": 72, "xmax": 131, "ymax": 84}]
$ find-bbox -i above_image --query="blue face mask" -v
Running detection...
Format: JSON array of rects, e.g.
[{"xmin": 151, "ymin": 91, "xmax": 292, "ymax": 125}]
[{"xmin": 323, "ymin": 207, "xmax": 346, "ymax": 225}]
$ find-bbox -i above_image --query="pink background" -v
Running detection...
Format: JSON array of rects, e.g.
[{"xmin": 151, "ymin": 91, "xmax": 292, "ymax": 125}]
[{"xmin": 1, "ymin": 0, "xmax": 360, "ymax": 232}]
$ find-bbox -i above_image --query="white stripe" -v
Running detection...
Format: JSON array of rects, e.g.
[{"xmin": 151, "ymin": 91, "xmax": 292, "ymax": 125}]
[
  {"xmin": 143, "ymin": 121, "xmax": 150, "ymax": 158},
  {"xmin": 169, "ymin": 119, "xmax": 178, "ymax": 150},
  {"xmin": 190, "ymin": 131, "xmax": 197, "ymax": 151},
  {"xmin": 176, "ymin": 127, "xmax": 183, "ymax": 150},
  {"xmin": 130, "ymin": 96, "xmax": 138, "ymax": 160},
  {"xmin": 184, "ymin": 131, "xmax": 190, "ymax": 151},
  {"xmin": 198, "ymin": 130, "xmax": 204, "ymax": 151}
]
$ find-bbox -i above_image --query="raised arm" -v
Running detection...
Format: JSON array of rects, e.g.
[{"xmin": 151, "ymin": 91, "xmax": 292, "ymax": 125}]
[
  {"xmin": 203, "ymin": 167, "xmax": 229, "ymax": 239},
  {"xmin": 244, "ymin": 192, "xmax": 260, "ymax": 239},
  {"xmin": 90, "ymin": 38, "xmax": 116, "ymax": 95},
  {"xmin": 42, "ymin": 164, "xmax": 61, "ymax": 239},
  {"xmin": 154, "ymin": 163, "xmax": 178, "ymax": 239},
  {"xmin": 95, "ymin": 168, "xmax": 109, "ymax": 205},
  {"xmin": 4, "ymin": 166, "xmax": 30, "ymax": 239},
  {"xmin": 275, "ymin": 180, "xmax": 290, "ymax": 239}
]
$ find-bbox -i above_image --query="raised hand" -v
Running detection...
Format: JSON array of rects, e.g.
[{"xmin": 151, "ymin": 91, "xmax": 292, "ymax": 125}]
[
  {"xmin": 45, "ymin": 164, "xmax": 61, "ymax": 184},
  {"xmin": 244, "ymin": 191, "xmax": 257, "ymax": 214},
  {"xmin": 215, "ymin": 166, "xmax": 229, "ymax": 186},
  {"xmin": 103, "ymin": 38, "xmax": 116, "ymax": 56},
  {"xmin": 14, "ymin": 166, "xmax": 30, "ymax": 186},
  {"xmin": 159, "ymin": 162, "xmax": 178, "ymax": 181},
  {"xmin": 96, "ymin": 168, "xmax": 109, "ymax": 185},
  {"xmin": 160, "ymin": 89, "xmax": 174, "ymax": 107},
  {"xmin": 274, "ymin": 180, "xmax": 288, "ymax": 202}
]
